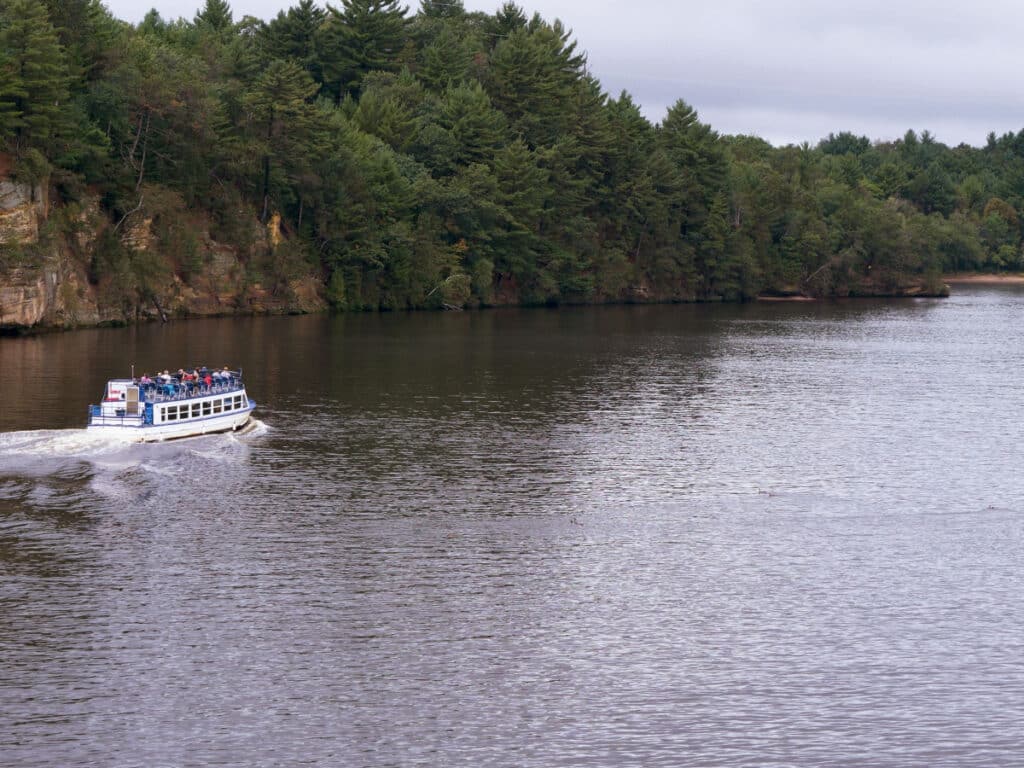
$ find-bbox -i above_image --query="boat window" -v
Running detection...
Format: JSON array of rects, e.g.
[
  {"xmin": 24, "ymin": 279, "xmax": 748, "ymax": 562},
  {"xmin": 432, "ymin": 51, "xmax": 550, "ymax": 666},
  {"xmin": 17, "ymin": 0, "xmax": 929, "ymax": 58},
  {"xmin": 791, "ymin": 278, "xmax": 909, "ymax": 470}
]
[
  {"xmin": 165, "ymin": 405, "xmax": 177, "ymax": 421},
  {"xmin": 234, "ymin": 395, "xmax": 243, "ymax": 408},
  {"xmin": 202, "ymin": 401, "xmax": 212, "ymax": 416},
  {"xmin": 191, "ymin": 403, "xmax": 201, "ymax": 418},
  {"xmin": 223, "ymin": 399, "xmax": 232, "ymax": 411},
  {"xmin": 213, "ymin": 399, "xmax": 222, "ymax": 414}
]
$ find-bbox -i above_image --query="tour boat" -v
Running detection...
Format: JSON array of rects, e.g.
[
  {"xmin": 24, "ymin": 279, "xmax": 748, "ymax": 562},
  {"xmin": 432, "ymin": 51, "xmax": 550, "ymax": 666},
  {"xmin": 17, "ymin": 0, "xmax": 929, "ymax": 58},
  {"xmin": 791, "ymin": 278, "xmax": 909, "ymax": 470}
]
[{"xmin": 86, "ymin": 367, "xmax": 256, "ymax": 441}]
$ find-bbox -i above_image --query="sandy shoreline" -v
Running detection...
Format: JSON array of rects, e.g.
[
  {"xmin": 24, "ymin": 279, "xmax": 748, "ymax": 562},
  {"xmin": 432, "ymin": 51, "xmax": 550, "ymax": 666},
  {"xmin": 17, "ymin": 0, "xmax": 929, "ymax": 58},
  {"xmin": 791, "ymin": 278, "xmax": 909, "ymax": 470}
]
[
  {"xmin": 755, "ymin": 274, "xmax": 1023, "ymax": 301},
  {"xmin": 943, "ymin": 273, "xmax": 1024, "ymax": 284}
]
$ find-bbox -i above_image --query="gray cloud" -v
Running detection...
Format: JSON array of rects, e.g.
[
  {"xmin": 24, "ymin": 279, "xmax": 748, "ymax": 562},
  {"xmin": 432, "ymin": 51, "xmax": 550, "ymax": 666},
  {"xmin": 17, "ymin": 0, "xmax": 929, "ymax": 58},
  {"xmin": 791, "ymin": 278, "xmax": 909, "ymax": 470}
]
[{"xmin": 101, "ymin": 0, "xmax": 1024, "ymax": 145}]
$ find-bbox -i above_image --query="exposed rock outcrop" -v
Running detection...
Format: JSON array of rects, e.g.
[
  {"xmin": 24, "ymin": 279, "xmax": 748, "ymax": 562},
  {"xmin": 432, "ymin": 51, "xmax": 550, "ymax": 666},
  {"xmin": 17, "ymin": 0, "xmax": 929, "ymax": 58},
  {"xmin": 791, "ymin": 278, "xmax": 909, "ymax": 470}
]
[
  {"xmin": 0, "ymin": 269, "xmax": 50, "ymax": 327},
  {"xmin": 0, "ymin": 162, "xmax": 326, "ymax": 331},
  {"xmin": 0, "ymin": 178, "xmax": 46, "ymax": 246},
  {"xmin": 121, "ymin": 215, "xmax": 154, "ymax": 252}
]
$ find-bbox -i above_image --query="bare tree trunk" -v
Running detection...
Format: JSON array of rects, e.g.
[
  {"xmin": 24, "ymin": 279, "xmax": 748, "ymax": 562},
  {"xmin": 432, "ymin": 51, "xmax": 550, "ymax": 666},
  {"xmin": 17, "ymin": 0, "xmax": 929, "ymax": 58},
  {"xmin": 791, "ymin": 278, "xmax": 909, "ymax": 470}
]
[
  {"xmin": 128, "ymin": 110, "xmax": 145, "ymax": 165},
  {"xmin": 135, "ymin": 110, "xmax": 151, "ymax": 192},
  {"xmin": 261, "ymin": 156, "xmax": 270, "ymax": 224},
  {"xmin": 260, "ymin": 109, "xmax": 274, "ymax": 224},
  {"xmin": 151, "ymin": 294, "xmax": 168, "ymax": 323},
  {"xmin": 114, "ymin": 196, "xmax": 144, "ymax": 232}
]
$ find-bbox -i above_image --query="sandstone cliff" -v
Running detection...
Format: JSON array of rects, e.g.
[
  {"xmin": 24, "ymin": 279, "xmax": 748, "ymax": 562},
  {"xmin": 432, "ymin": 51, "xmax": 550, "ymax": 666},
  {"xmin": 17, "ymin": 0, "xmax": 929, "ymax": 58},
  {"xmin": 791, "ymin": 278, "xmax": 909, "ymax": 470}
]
[{"xmin": 0, "ymin": 166, "xmax": 327, "ymax": 332}]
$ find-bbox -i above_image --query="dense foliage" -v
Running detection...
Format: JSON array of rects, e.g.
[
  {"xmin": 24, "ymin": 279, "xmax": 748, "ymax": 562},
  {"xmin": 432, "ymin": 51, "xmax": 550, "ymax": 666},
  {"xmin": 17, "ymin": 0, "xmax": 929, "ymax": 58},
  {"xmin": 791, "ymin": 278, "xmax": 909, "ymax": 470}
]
[{"xmin": 2, "ymin": 0, "xmax": 1021, "ymax": 309}]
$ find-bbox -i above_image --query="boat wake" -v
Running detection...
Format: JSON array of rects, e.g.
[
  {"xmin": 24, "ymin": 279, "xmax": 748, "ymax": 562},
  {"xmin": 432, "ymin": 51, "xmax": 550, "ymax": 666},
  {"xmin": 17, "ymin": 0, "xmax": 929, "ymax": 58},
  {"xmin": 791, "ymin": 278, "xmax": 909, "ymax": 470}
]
[
  {"xmin": 0, "ymin": 420, "xmax": 267, "ymax": 467},
  {"xmin": 0, "ymin": 420, "xmax": 269, "ymax": 511},
  {"xmin": 0, "ymin": 429, "xmax": 138, "ymax": 472},
  {"xmin": 236, "ymin": 418, "xmax": 269, "ymax": 438},
  {"xmin": 0, "ymin": 428, "xmax": 137, "ymax": 453}
]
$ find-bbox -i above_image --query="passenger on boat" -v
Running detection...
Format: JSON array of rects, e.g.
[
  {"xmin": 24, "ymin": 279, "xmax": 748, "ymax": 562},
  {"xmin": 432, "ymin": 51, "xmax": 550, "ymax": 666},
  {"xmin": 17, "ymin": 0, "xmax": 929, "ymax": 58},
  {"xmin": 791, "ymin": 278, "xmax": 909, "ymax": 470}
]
[{"xmin": 140, "ymin": 373, "xmax": 153, "ymax": 385}]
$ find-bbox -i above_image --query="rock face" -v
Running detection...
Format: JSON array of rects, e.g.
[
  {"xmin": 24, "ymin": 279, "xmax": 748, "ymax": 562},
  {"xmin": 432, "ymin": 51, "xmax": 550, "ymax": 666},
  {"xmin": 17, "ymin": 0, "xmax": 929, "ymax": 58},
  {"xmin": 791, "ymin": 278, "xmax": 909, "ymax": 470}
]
[
  {"xmin": 0, "ymin": 260, "xmax": 107, "ymax": 330},
  {"xmin": 0, "ymin": 269, "xmax": 51, "ymax": 327},
  {"xmin": 0, "ymin": 167, "xmax": 327, "ymax": 330},
  {"xmin": 0, "ymin": 173, "xmax": 52, "ymax": 327},
  {"xmin": 0, "ymin": 178, "xmax": 46, "ymax": 246},
  {"xmin": 121, "ymin": 215, "xmax": 154, "ymax": 252}
]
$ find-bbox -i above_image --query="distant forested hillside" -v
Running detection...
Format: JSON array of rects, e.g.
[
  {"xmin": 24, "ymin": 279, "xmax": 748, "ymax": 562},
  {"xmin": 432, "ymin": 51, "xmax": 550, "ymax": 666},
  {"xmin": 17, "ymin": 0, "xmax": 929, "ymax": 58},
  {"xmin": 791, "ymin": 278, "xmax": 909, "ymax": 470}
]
[{"xmin": 3, "ymin": 0, "xmax": 1022, "ymax": 314}]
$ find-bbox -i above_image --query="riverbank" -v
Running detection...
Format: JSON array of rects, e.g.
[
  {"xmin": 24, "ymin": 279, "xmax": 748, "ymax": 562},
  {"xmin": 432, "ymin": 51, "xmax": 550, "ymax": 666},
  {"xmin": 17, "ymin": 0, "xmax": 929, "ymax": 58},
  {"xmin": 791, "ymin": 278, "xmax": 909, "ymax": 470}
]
[
  {"xmin": 943, "ymin": 273, "xmax": 1024, "ymax": 285},
  {"xmin": 1, "ymin": 269, "xmax": 954, "ymax": 334}
]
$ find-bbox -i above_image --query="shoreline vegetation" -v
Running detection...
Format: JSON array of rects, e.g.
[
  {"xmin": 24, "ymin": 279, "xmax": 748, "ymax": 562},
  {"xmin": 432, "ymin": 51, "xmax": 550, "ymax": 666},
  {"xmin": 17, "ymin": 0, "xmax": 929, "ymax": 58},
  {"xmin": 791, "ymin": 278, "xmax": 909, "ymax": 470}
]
[{"xmin": 3, "ymin": 0, "xmax": 1024, "ymax": 331}]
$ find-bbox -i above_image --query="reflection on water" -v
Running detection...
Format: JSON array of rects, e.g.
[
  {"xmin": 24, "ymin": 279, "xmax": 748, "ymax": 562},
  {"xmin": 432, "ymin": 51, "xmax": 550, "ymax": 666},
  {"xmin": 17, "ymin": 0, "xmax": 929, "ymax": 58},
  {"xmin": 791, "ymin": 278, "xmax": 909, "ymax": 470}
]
[{"xmin": 3, "ymin": 290, "xmax": 1024, "ymax": 766}]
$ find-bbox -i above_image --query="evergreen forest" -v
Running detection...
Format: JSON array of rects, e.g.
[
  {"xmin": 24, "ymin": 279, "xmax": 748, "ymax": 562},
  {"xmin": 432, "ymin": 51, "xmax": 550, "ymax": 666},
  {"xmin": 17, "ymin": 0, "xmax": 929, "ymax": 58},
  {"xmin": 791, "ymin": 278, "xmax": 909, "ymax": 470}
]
[{"xmin": 3, "ymin": 0, "xmax": 1024, "ymax": 312}]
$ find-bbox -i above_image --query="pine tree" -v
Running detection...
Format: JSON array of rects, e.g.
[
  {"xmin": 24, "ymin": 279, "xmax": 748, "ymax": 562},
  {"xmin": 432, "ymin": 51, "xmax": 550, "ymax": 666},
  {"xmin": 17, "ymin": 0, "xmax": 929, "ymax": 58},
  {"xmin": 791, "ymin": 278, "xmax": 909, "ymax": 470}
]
[
  {"xmin": 438, "ymin": 81, "xmax": 507, "ymax": 167},
  {"xmin": 484, "ymin": 2, "xmax": 527, "ymax": 45},
  {"xmin": 601, "ymin": 91, "xmax": 655, "ymax": 248},
  {"xmin": 0, "ymin": 0, "xmax": 71, "ymax": 155},
  {"xmin": 316, "ymin": 0, "xmax": 409, "ymax": 100},
  {"xmin": 41, "ymin": 0, "xmax": 116, "ymax": 81},
  {"xmin": 484, "ymin": 20, "xmax": 586, "ymax": 148},
  {"xmin": 491, "ymin": 137, "xmax": 546, "ymax": 249},
  {"xmin": 700, "ymin": 192, "xmax": 733, "ymax": 298},
  {"xmin": 352, "ymin": 87, "xmax": 416, "ymax": 151},
  {"xmin": 260, "ymin": 0, "xmax": 327, "ymax": 81},
  {"xmin": 658, "ymin": 99, "xmax": 729, "ymax": 259},
  {"xmin": 0, "ymin": 39, "xmax": 25, "ymax": 142},
  {"xmin": 417, "ymin": 24, "xmax": 474, "ymax": 91},
  {"xmin": 420, "ymin": 0, "xmax": 464, "ymax": 19},
  {"xmin": 138, "ymin": 9, "xmax": 166, "ymax": 35},
  {"xmin": 195, "ymin": 0, "xmax": 233, "ymax": 31},
  {"xmin": 243, "ymin": 59, "xmax": 321, "ymax": 222}
]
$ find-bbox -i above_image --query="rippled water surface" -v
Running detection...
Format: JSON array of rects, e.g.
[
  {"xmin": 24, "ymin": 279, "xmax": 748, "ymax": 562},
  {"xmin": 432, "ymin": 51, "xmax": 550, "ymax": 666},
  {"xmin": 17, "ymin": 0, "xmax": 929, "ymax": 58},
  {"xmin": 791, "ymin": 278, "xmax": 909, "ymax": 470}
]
[{"xmin": 4, "ymin": 288, "xmax": 1024, "ymax": 766}]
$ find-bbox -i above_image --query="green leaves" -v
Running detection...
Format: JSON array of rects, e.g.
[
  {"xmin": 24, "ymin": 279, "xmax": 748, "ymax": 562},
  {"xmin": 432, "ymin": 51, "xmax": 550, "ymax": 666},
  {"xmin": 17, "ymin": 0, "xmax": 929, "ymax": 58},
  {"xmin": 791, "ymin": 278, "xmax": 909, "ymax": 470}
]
[
  {"xmin": 484, "ymin": 19, "xmax": 586, "ymax": 148},
  {"xmin": 317, "ymin": 0, "xmax": 409, "ymax": 100},
  {"xmin": 195, "ymin": 0, "xmax": 234, "ymax": 31},
  {"xmin": 0, "ymin": 0, "xmax": 72, "ymax": 152},
  {"xmin": 242, "ymin": 58, "xmax": 321, "ymax": 221},
  {"xmin": 7, "ymin": 0, "xmax": 1013, "ymax": 315},
  {"xmin": 259, "ymin": 0, "xmax": 327, "ymax": 81}
]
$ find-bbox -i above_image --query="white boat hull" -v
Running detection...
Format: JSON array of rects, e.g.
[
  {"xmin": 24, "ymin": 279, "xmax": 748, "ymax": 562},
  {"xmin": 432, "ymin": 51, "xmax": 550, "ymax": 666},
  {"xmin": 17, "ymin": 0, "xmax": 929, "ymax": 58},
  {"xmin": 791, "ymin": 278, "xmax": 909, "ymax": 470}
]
[{"xmin": 87, "ymin": 404, "xmax": 256, "ymax": 442}]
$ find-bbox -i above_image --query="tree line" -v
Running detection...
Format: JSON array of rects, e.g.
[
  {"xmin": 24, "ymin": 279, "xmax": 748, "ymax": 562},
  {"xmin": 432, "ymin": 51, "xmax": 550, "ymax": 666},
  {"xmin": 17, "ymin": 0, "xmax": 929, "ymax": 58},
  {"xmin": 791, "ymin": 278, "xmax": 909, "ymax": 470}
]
[{"xmin": 2, "ymin": 0, "xmax": 1022, "ymax": 312}]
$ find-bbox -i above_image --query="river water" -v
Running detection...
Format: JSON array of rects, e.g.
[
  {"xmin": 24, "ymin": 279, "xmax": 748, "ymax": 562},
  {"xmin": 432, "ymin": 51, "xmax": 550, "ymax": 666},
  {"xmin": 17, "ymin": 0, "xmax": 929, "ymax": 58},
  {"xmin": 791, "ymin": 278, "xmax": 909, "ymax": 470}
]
[{"xmin": 2, "ymin": 287, "xmax": 1024, "ymax": 766}]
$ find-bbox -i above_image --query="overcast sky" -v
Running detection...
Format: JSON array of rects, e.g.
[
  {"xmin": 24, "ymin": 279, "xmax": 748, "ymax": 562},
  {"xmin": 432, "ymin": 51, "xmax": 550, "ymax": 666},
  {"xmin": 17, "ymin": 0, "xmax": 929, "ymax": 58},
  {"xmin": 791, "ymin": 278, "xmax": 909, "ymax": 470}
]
[{"xmin": 100, "ymin": 0, "xmax": 1024, "ymax": 147}]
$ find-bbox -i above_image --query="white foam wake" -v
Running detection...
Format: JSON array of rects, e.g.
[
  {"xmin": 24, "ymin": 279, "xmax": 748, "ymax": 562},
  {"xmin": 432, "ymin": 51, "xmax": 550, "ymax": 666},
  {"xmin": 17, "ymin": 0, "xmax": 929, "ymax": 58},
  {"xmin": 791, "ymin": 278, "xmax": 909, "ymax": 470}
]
[
  {"xmin": 0, "ymin": 420, "xmax": 268, "ymax": 478},
  {"xmin": 240, "ymin": 418, "xmax": 270, "ymax": 437},
  {"xmin": 0, "ymin": 417, "xmax": 268, "ymax": 457},
  {"xmin": 0, "ymin": 429, "xmax": 139, "ymax": 458}
]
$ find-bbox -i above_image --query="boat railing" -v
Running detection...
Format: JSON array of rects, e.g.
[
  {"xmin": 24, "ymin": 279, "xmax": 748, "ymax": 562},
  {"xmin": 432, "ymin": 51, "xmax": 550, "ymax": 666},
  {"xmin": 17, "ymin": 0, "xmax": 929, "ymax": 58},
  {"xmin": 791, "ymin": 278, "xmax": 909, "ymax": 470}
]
[
  {"xmin": 87, "ymin": 406, "xmax": 143, "ymax": 427},
  {"xmin": 139, "ymin": 375, "xmax": 245, "ymax": 404}
]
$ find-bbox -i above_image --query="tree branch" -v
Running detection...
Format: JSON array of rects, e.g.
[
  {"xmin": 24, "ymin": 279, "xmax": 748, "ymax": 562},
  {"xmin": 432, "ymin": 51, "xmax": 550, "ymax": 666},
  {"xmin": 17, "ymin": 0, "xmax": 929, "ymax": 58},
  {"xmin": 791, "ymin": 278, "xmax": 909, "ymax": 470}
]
[{"xmin": 113, "ymin": 196, "xmax": 145, "ymax": 232}]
